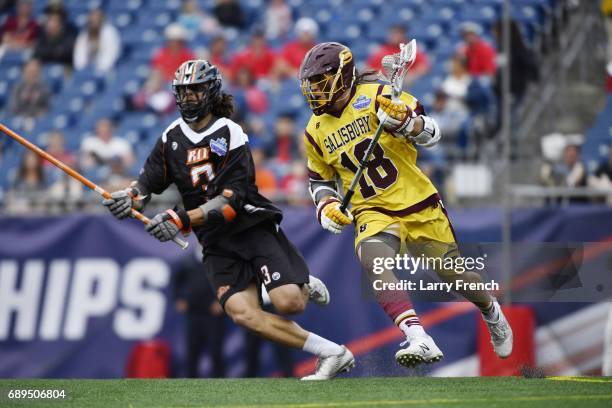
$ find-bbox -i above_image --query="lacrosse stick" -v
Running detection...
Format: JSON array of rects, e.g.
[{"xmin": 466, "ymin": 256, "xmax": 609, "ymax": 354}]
[
  {"xmin": 0, "ymin": 122, "xmax": 189, "ymax": 250},
  {"xmin": 339, "ymin": 40, "xmax": 417, "ymax": 213}
]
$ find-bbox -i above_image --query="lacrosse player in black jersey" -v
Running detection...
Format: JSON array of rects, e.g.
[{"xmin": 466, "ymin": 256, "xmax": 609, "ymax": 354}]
[{"xmin": 102, "ymin": 60, "xmax": 354, "ymax": 380}]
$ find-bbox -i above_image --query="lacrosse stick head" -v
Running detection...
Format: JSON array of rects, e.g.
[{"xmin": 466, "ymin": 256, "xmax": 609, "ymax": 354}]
[{"xmin": 381, "ymin": 39, "xmax": 417, "ymax": 99}]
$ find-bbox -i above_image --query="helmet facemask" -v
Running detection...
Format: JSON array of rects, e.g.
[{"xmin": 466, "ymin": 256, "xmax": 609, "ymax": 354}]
[
  {"xmin": 173, "ymin": 82, "xmax": 214, "ymax": 123},
  {"xmin": 300, "ymin": 48, "xmax": 356, "ymax": 116}
]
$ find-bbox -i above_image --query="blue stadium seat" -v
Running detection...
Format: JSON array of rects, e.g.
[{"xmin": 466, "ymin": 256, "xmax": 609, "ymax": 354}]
[
  {"xmin": 107, "ymin": 0, "xmax": 144, "ymax": 13},
  {"xmin": 0, "ymin": 50, "xmax": 28, "ymax": 68},
  {"xmin": 109, "ymin": 12, "xmax": 134, "ymax": 30}
]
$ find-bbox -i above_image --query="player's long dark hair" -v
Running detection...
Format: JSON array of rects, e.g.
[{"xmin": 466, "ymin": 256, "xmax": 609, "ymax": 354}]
[
  {"xmin": 211, "ymin": 91, "xmax": 234, "ymax": 118},
  {"xmin": 355, "ymin": 69, "xmax": 382, "ymax": 85}
]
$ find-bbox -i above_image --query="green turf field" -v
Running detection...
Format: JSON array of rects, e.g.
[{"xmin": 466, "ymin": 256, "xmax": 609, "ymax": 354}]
[{"xmin": 0, "ymin": 377, "xmax": 611, "ymax": 407}]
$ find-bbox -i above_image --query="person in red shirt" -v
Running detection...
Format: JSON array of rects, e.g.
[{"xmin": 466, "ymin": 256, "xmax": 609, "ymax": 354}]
[
  {"xmin": 0, "ymin": 0, "xmax": 39, "ymax": 51},
  {"xmin": 273, "ymin": 17, "xmax": 319, "ymax": 79},
  {"xmin": 151, "ymin": 24, "xmax": 195, "ymax": 81},
  {"xmin": 460, "ymin": 22, "xmax": 497, "ymax": 77},
  {"xmin": 367, "ymin": 25, "xmax": 430, "ymax": 82},
  {"xmin": 230, "ymin": 28, "xmax": 277, "ymax": 80},
  {"xmin": 208, "ymin": 35, "xmax": 232, "ymax": 79}
]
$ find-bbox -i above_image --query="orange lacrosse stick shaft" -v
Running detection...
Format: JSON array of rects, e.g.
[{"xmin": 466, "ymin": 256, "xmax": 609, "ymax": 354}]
[{"xmin": 0, "ymin": 122, "xmax": 189, "ymax": 250}]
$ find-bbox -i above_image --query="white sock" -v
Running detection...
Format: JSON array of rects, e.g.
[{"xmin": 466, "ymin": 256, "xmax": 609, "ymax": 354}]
[
  {"xmin": 399, "ymin": 320, "xmax": 427, "ymax": 339},
  {"xmin": 303, "ymin": 332, "xmax": 343, "ymax": 358},
  {"xmin": 483, "ymin": 301, "xmax": 501, "ymax": 323}
]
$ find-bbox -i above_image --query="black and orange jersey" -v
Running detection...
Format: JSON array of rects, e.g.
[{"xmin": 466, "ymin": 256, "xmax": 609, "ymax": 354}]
[{"xmin": 138, "ymin": 116, "xmax": 281, "ymax": 247}]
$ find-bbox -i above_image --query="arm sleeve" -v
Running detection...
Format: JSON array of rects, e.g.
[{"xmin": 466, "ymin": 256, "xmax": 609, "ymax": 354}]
[
  {"xmin": 136, "ymin": 136, "xmax": 172, "ymax": 195},
  {"xmin": 303, "ymin": 131, "xmax": 338, "ymax": 204}
]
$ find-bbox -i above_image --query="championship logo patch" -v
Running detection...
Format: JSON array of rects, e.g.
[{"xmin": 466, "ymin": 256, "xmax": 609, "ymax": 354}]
[
  {"xmin": 210, "ymin": 138, "xmax": 228, "ymax": 156},
  {"xmin": 352, "ymin": 95, "xmax": 371, "ymax": 110},
  {"xmin": 172, "ymin": 141, "xmax": 178, "ymax": 151},
  {"xmin": 272, "ymin": 272, "xmax": 281, "ymax": 281}
]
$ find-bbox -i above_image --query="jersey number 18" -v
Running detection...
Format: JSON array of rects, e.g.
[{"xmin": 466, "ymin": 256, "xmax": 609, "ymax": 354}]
[{"xmin": 340, "ymin": 138, "xmax": 398, "ymax": 199}]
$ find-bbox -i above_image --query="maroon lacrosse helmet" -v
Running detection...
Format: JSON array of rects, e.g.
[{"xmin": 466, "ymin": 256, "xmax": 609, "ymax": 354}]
[{"xmin": 298, "ymin": 42, "xmax": 356, "ymax": 116}]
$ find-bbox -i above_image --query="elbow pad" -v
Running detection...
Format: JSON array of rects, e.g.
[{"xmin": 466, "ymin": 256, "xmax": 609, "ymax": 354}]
[
  {"xmin": 309, "ymin": 180, "xmax": 339, "ymax": 205},
  {"xmin": 410, "ymin": 115, "xmax": 441, "ymax": 147},
  {"xmin": 199, "ymin": 189, "xmax": 238, "ymax": 224}
]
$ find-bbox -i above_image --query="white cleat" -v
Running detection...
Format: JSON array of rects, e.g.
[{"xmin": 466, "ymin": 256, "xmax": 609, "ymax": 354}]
[
  {"xmin": 307, "ymin": 275, "xmax": 330, "ymax": 306},
  {"xmin": 301, "ymin": 346, "xmax": 355, "ymax": 380},
  {"xmin": 395, "ymin": 335, "xmax": 444, "ymax": 368},
  {"xmin": 484, "ymin": 304, "xmax": 513, "ymax": 358}
]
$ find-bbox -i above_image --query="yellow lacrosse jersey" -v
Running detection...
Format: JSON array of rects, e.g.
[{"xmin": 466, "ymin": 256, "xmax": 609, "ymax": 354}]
[{"xmin": 304, "ymin": 82, "xmax": 438, "ymax": 217}]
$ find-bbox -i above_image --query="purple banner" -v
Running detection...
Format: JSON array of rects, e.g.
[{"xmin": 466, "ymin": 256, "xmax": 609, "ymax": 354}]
[{"xmin": 1, "ymin": 206, "xmax": 611, "ymax": 378}]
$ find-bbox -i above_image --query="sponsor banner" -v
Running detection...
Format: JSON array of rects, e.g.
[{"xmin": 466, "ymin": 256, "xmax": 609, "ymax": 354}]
[{"xmin": 0, "ymin": 206, "xmax": 611, "ymax": 378}]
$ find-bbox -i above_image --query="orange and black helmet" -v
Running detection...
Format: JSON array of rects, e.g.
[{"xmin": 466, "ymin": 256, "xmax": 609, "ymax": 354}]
[{"xmin": 298, "ymin": 42, "xmax": 356, "ymax": 116}]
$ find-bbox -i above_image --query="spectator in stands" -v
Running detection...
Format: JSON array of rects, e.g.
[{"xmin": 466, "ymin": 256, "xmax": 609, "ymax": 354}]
[
  {"xmin": 9, "ymin": 58, "xmax": 50, "ymax": 132},
  {"xmin": 264, "ymin": 0, "xmax": 292, "ymax": 40},
  {"xmin": 33, "ymin": 8, "xmax": 75, "ymax": 66},
  {"xmin": 588, "ymin": 144, "xmax": 612, "ymax": 205},
  {"xmin": 42, "ymin": 1, "xmax": 78, "ymax": 37},
  {"xmin": 280, "ymin": 160, "xmax": 309, "ymax": 205},
  {"xmin": 232, "ymin": 66, "xmax": 268, "ymax": 115},
  {"xmin": 460, "ymin": 22, "xmax": 497, "ymax": 77},
  {"xmin": 102, "ymin": 156, "xmax": 133, "ymax": 193},
  {"xmin": 367, "ymin": 25, "xmax": 430, "ymax": 83},
  {"xmin": 429, "ymin": 89, "xmax": 469, "ymax": 152},
  {"xmin": 44, "ymin": 130, "xmax": 75, "ymax": 168},
  {"xmin": 13, "ymin": 150, "xmax": 46, "ymax": 193},
  {"xmin": 151, "ymin": 24, "xmax": 195, "ymax": 81},
  {"xmin": 0, "ymin": 0, "xmax": 39, "ymax": 52},
  {"xmin": 269, "ymin": 115, "xmax": 299, "ymax": 177},
  {"xmin": 132, "ymin": 69, "xmax": 175, "ymax": 116},
  {"xmin": 80, "ymin": 118, "xmax": 134, "ymax": 171},
  {"xmin": 492, "ymin": 19, "xmax": 539, "ymax": 104},
  {"xmin": 209, "ymin": 35, "xmax": 232, "ymax": 78},
  {"xmin": 173, "ymin": 248, "xmax": 227, "ymax": 378},
  {"xmin": 273, "ymin": 18, "xmax": 319, "ymax": 79},
  {"xmin": 73, "ymin": 9, "xmax": 121, "ymax": 74},
  {"xmin": 441, "ymin": 54, "xmax": 471, "ymax": 113},
  {"xmin": 442, "ymin": 53, "xmax": 497, "ymax": 139},
  {"xmin": 213, "ymin": 0, "xmax": 245, "ymax": 29},
  {"xmin": 44, "ymin": 130, "xmax": 83, "ymax": 207},
  {"xmin": 252, "ymin": 146, "xmax": 277, "ymax": 199},
  {"xmin": 540, "ymin": 143, "xmax": 588, "ymax": 203},
  {"xmin": 231, "ymin": 28, "xmax": 277, "ymax": 80},
  {"xmin": 7, "ymin": 149, "xmax": 47, "ymax": 213},
  {"xmin": 178, "ymin": 0, "xmax": 220, "ymax": 41}
]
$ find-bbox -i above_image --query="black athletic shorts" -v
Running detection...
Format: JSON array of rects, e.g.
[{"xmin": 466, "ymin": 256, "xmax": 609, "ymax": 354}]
[{"xmin": 202, "ymin": 220, "xmax": 310, "ymax": 307}]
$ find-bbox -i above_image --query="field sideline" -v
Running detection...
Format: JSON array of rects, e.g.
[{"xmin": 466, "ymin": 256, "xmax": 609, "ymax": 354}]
[{"xmin": 1, "ymin": 377, "xmax": 611, "ymax": 407}]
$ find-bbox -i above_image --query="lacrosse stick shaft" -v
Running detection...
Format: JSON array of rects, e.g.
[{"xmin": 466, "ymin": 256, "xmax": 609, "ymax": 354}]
[
  {"xmin": 0, "ymin": 123, "xmax": 189, "ymax": 250},
  {"xmin": 340, "ymin": 118, "xmax": 386, "ymax": 213}
]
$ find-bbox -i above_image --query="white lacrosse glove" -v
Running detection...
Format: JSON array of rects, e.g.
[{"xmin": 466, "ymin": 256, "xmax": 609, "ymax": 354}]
[
  {"xmin": 376, "ymin": 95, "xmax": 416, "ymax": 137},
  {"xmin": 316, "ymin": 197, "xmax": 354, "ymax": 234}
]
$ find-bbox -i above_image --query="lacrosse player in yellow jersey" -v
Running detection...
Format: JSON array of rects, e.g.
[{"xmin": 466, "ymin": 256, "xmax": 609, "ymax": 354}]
[{"xmin": 299, "ymin": 42, "xmax": 513, "ymax": 368}]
